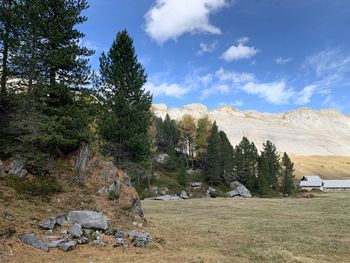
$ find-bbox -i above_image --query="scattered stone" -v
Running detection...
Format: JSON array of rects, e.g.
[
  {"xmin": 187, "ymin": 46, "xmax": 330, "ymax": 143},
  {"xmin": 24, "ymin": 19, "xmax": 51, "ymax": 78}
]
[
  {"xmin": 38, "ymin": 217, "xmax": 56, "ymax": 230},
  {"xmin": 44, "ymin": 230, "xmax": 54, "ymax": 236},
  {"xmin": 190, "ymin": 182, "xmax": 202, "ymax": 189},
  {"xmin": 19, "ymin": 233, "xmax": 48, "ymax": 252},
  {"xmin": 113, "ymin": 238, "xmax": 125, "ymax": 248},
  {"xmin": 132, "ymin": 198, "xmax": 144, "ymax": 218},
  {"xmin": 145, "ymin": 195, "xmax": 181, "ymax": 201},
  {"xmin": 55, "ymin": 215, "xmax": 67, "ymax": 226},
  {"xmin": 58, "ymin": 240, "xmax": 77, "ymax": 252},
  {"xmin": 124, "ymin": 175, "xmax": 131, "ymax": 186},
  {"xmin": 92, "ymin": 239, "xmax": 106, "ymax": 247},
  {"xmin": 180, "ymin": 191, "xmax": 188, "ymax": 199},
  {"xmin": 3, "ymin": 212, "xmax": 14, "ymax": 221},
  {"xmin": 77, "ymin": 236, "xmax": 89, "ymax": 244},
  {"xmin": 67, "ymin": 210, "xmax": 108, "ymax": 230},
  {"xmin": 155, "ymin": 153, "xmax": 169, "ymax": 164},
  {"xmin": 47, "ymin": 238, "xmax": 67, "ymax": 248},
  {"xmin": 228, "ymin": 181, "xmax": 252, "ymax": 198},
  {"xmin": 159, "ymin": 187, "xmax": 169, "ymax": 195},
  {"xmin": 97, "ymin": 179, "xmax": 120, "ymax": 197},
  {"xmin": 128, "ymin": 230, "xmax": 152, "ymax": 247},
  {"xmin": 206, "ymin": 187, "xmax": 217, "ymax": 198},
  {"xmin": 115, "ymin": 230, "xmax": 124, "ymax": 239},
  {"xmin": 9, "ymin": 157, "xmax": 27, "ymax": 177},
  {"xmin": 69, "ymin": 223, "xmax": 83, "ymax": 238},
  {"xmin": 0, "ymin": 160, "xmax": 4, "ymax": 175}
]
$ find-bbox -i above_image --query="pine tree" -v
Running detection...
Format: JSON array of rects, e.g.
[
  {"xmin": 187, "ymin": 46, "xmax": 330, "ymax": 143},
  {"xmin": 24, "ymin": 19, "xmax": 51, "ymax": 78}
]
[
  {"xmin": 256, "ymin": 153, "xmax": 270, "ymax": 195},
  {"xmin": 219, "ymin": 130, "xmax": 234, "ymax": 184},
  {"xmin": 98, "ymin": 30, "xmax": 152, "ymax": 165},
  {"xmin": 261, "ymin": 140, "xmax": 281, "ymax": 189},
  {"xmin": 163, "ymin": 114, "xmax": 179, "ymax": 152},
  {"xmin": 206, "ymin": 122, "xmax": 222, "ymax": 186},
  {"xmin": 280, "ymin": 152, "xmax": 295, "ymax": 195}
]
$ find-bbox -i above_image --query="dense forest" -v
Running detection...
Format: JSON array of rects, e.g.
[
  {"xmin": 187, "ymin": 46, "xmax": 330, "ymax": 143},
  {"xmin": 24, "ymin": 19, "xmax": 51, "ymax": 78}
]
[{"xmin": 0, "ymin": 0, "xmax": 295, "ymax": 198}]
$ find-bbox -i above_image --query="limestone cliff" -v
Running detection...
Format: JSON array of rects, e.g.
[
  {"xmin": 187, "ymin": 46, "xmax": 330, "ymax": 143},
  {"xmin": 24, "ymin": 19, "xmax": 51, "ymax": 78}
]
[{"xmin": 152, "ymin": 103, "xmax": 350, "ymax": 156}]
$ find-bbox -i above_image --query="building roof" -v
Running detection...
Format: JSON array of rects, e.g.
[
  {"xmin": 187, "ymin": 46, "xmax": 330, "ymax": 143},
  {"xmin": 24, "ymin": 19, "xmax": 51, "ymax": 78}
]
[
  {"xmin": 322, "ymin": 180, "xmax": 350, "ymax": 188},
  {"xmin": 300, "ymin": 176, "xmax": 323, "ymax": 187}
]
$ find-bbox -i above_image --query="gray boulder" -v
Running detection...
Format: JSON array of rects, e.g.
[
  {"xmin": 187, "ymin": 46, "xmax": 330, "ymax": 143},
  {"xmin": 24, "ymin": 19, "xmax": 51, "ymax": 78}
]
[
  {"xmin": 58, "ymin": 240, "xmax": 77, "ymax": 252},
  {"xmin": 124, "ymin": 175, "xmax": 131, "ymax": 186},
  {"xmin": 0, "ymin": 160, "xmax": 4, "ymax": 175},
  {"xmin": 190, "ymin": 182, "xmax": 202, "ymax": 189},
  {"xmin": 67, "ymin": 210, "xmax": 108, "ymax": 230},
  {"xmin": 38, "ymin": 217, "xmax": 56, "ymax": 230},
  {"xmin": 132, "ymin": 198, "xmax": 144, "ymax": 218},
  {"xmin": 55, "ymin": 215, "xmax": 67, "ymax": 226},
  {"xmin": 69, "ymin": 223, "xmax": 83, "ymax": 238},
  {"xmin": 159, "ymin": 187, "xmax": 169, "ymax": 195},
  {"xmin": 155, "ymin": 153, "xmax": 169, "ymax": 164},
  {"xmin": 128, "ymin": 230, "xmax": 152, "ymax": 247},
  {"xmin": 180, "ymin": 191, "xmax": 188, "ymax": 199},
  {"xmin": 9, "ymin": 158, "xmax": 27, "ymax": 177},
  {"xmin": 97, "ymin": 179, "xmax": 120, "ymax": 197},
  {"xmin": 115, "ymin": 230, "xmax": 125, "ymax": 239},
  {"xmin": 47, "ymin": 238, "xmax": 67, "ymax": 248},
  {"xmin": 228, "ymin": 181, "xmax": 252, "ymax": 198},
  {"xmin": 19, "ymin": 233, "xmax": 48, "ymax": 252},
  {"xmin": 206, "ymin": 187, "xmax": 217, "ymax": 197}
]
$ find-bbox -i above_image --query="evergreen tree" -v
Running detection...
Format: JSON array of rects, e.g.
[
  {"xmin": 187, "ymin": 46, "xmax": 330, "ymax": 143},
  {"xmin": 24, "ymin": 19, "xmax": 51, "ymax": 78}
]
[
  {"xmin": 280, "ymin": 152, "xmax": 295, "ymax": 195},
  {"xmin": 163, "ymin": 114, "xmax": 179, "ymax": 152},
  {"xmin": 98, "ymin": 30, "xmax": 152, "ymax": 165},
  {"xmin": 219, "ymin": 130, "xmax": 234, "ymax": 184},
  {"xmin": 206, "ymin": 122, "xmax": 222, "ymax": 186},
  {"xmin": 256, "ymin": 153, "xmax": 270, "ymax": 195},
  {"xmin": 196, "ymin": 116, "xmax": 212, "ymax": 168},
  {"xmin": 261, "ymin": 140, "xmax": 281, "ymax": 188},
  {"xmin": 233, "ymin": 137, "xmax": 258, "ymax": 191},
  {"xmin": 177, "ymin": 160, "xmax": 187, "ymax": 187}
]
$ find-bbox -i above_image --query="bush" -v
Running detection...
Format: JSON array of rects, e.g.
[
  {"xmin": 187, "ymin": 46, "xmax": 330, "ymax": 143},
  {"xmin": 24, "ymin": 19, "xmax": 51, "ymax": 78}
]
[{"xmin": 0, "ymin": 175, "xmax": 63, "ymax": 198}]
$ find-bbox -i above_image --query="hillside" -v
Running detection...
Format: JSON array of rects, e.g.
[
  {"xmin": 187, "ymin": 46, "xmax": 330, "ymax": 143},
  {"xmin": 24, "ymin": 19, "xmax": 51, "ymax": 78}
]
[{"xmin": 152, "ymin": 103, "xmax": 350, "ymax": 157}]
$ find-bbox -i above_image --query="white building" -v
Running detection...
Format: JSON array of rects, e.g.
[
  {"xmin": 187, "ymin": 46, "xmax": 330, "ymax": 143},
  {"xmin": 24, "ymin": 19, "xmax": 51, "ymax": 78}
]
[{"xmin": 300, "ymin": 175, "xmax": 350, "ymax": 192}]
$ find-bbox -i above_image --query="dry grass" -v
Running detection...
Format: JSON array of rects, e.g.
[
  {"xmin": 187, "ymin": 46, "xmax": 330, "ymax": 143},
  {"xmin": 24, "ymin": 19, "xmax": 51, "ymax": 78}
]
[
  {"xmin": 291, "ymin": 155, "xmax": 350, "ymax": 179},
  {"xmin": 1, "ymin": 193, "xmax": 350, "ymax": 263}
]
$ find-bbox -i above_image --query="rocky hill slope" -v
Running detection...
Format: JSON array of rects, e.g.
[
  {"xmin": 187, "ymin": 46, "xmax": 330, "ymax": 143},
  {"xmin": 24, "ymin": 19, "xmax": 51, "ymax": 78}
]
[{"xmin": 152, "ymin": 103, "xmax": 350, "ymax": 156}]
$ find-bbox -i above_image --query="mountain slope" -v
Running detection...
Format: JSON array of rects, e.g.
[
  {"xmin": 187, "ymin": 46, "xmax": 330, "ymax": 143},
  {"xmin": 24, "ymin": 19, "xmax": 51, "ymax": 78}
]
[{"xmin": 152, "ymin": 103, "xmax": 350, "ymax": 157}]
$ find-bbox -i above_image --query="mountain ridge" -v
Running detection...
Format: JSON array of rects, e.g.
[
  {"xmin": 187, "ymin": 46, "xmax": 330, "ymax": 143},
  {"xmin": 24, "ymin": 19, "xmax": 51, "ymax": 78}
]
[{"xmin": 152, "ymin": 103, "xmax": 350, "ymax": 156}]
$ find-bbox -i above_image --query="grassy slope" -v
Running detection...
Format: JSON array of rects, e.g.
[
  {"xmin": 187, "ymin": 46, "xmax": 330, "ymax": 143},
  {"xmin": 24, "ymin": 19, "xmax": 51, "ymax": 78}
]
[
  {"xmin": 1, "ymin": 193, "xmax": 349, "ymax": 262},
  {"xmin": 291, "ymin": 155, "xmax": 350, "ymax": 179}
]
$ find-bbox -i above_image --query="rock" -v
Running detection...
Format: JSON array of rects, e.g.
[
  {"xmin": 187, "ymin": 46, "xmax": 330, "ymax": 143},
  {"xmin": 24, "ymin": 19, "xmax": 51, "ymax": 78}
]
[
  {"xmin": 190, "ymin": 182, "xmax": 202, "ymax": 189},
  {"xmin": 115, "ymin": 230, "xmax": 125, "ymax": 239},
  {"xmin": 0, "ymin": 160, "xmax": 4, "ymax": 175},
  {"xmin": 74, "ymin": 142, "xmax": 91, "ymax": 183},
  {"xmin": 69, "ymin": 223, "xmax": 83, "ymax": 238},
  {"xmin": 58, "ymin": 240, "xmax": 77, "ymax": 252},
  {"xmin": 38, "ymin": 217, "xmax": 56, "ymax": 230},
  {"xmin": 155, "ymin": 153, "xmax": 170, "ymax": 164},
  {"xmin": 180, "ymin": 191, "xmax": 188, "ymax": 199},
  {"xmin": 55, "ymin": 215, "xmax": 67, "ymax": 226},
  {"xmin": 124, "ymin": 175, "xmax": 131, "ymax": 186},
  {"xmin": 47, "ymin": 238, "xmax": 67, "ymax": 248},
  {"xmin": 159, "ymin": 187, "xmax": 169, "ymax": 195},
  {"xmin": 148, "ymin": 186, "xmax": 158, "ymax": 194},
  {"xmin": 92, "ymin": 239, "xmax": 106, "ymax": 247},
  {"xmin": 145, "ymin": 195, "xmax": 181, "ymax": 201},
  {"xmin": 77, "ymin": 236, "xmax": 89, "ymax": 244},
  {"xmin": 132, "ymin": 198, "xmax": 144, "ymax": 219},
  {"xmin": 83, "ymin": 229, "xmax": 97, "ymax": 241},
  {"xmin": 228, "ymin": 181, "xmax": 252, "ymax": 198},
  {"xmin": 206, "ymin": 187, "xmax": 217, "ymax": 198},
  {"xmin": 3, "ymin": 212, "xmax": 14, "ymax": 221},
  {"xmin": 97, "ymin": 179, "xmax": 120, "ymax": 197},
  {"xmin": 128, "ymin": 230, "xmax": 152, "ymax": 247},
  {"xmin": 113, "ymin": 238, "xmax": 125, "ymax": 247},
  {"xmin": 19, "ymin": 233, "xmax": 48, "ymax": 252},
  {"xmin": 186, "ymin": 169, "xmax": 196, "ymax": 175},
  {"xmin": 67, "ymin": 210, "xmax": 108, "ymax": 230},
  {"xmin": 153, "ymin": 172, "xmax": 160, "ymax": 180},
  {"xmin": 226, "ymin": 190, "xmax": 239, "ymax": 197},
  {"xmin": 9, "ymin": 157, "xmax": 27, "ymax": 177}
]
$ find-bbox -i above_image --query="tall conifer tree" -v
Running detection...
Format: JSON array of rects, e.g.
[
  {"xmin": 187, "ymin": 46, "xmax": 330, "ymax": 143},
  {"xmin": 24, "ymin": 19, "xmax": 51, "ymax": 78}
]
[{"xmin": 280, "ymin": 152, "xmax": 295, "ymax": 195}]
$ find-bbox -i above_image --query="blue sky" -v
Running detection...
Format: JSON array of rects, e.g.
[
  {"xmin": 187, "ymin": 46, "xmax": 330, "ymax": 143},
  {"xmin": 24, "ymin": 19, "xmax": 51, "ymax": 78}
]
[{"xmin": 80, "ymin": 0, "xmax": 350, "ymax": 113}]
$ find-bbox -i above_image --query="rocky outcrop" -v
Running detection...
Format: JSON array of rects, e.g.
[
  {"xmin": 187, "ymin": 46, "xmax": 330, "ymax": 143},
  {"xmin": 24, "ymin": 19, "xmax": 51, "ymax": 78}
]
[
  {"xmin": 152, "ymin": 103, "xmax": 350, "ymax": 156},
  {"xmin": 67, "ymin": 211, "xmax": 108, "ymax": 230},
  {"xmin": 9, "ymin": 157, "xmax": 27, "ymax": 177},
  {"xmin": 227, "ymin": 181, "xmax": 252, "ymax": 198}
]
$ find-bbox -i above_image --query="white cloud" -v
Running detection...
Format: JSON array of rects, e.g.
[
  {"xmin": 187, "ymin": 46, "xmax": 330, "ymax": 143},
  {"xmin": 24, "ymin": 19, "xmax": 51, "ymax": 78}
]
[
  {"xmin": 295, "ymin": 85, "xmax": 316, "ymax": 105},
  {"xmin": 197, "ymin": 41, "xmax": 218, "ymax": 55},
  {"xmin": 221, "ymin": 43, "xmax": 259, "ymax": 62},
  {"xmin": 237, "ymin": 36, "xmax": 249, "ymax": 44},
  {"xmin": 145, "ymin": 81, "xmax": 190, "ymax": 98},
  {"xmin": 240, "ymin": 81, "xmax": 295, "ymax": 105},
  {"xmin": 79, "ymin": 39, "xmax": 99, "ymax": 51},
  {"xmin": 145, "ymin": 0, "xmax": 229, "ymax": 44},
  {"xmin": 202, "ymin": 84, "xmax": 230, "ymax": 98},
  {"xmin": 275, "ymin": 57, "xmax": 292, "ymax": 65},
  {"xmin": 231, "ymin": 99, "xmax": 244, "ymax": 107},
  {"xmin": 215, "ymin": 68, "xmax": 255, "ymax": 83}
]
